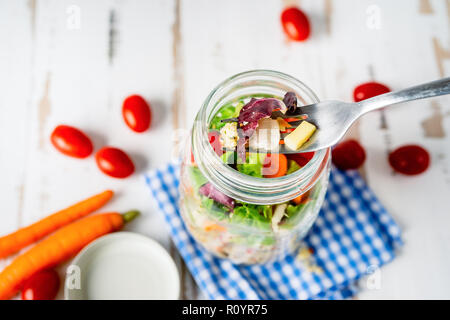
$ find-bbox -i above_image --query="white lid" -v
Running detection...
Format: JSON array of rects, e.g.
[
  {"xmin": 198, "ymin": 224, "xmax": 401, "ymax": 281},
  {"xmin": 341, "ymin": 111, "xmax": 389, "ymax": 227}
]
[{"xmin": 65, "ymin": 232, "xmax": 180, "ymax": 300}]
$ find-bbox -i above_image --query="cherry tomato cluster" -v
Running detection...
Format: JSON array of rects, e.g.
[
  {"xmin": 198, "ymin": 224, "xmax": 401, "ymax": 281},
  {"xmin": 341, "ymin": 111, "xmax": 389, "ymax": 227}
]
[
  {"xmin": 331, "ymin": 82, "xmax": 431, "ymax": 175},
  {"xmin": 280, "ymin": 6, "xmax": 431, "ymax": 175},
  {"xmin": 50, "ymin": 94, "xmax": 152, "ymax": 179},
  {"xmin": 333, "ymin": 139, "xmax": 430, "ymax": 176}
]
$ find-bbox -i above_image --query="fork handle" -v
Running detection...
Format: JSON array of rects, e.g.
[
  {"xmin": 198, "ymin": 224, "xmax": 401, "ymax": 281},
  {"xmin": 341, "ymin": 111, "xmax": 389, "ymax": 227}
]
[{"xmin": 357, "ymin": 77, "xmax": 450, "ymax": 114}]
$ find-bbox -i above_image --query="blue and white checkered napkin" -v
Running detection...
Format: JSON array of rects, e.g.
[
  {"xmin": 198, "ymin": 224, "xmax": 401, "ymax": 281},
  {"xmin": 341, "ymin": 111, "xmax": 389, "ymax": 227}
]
[{"xmin": 144, "ymin": 161, "xmax": 402, "ymax": 300}]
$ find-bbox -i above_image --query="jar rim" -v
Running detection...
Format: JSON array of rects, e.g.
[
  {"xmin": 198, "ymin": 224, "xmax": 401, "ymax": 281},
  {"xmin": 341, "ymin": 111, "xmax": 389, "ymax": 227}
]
[{"xmin": 193, "ymin": 69, "xmax": 331, "ymax": 205}]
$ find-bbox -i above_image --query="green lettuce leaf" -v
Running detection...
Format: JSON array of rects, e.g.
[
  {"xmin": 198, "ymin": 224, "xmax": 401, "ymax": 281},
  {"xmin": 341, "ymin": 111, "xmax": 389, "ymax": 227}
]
[
  {"xmin": 187, "ymin": 166, "xmax": 208, "ymax": 191},
  {"xmin": 281, "ymin": 203, "xmax": 306, "ymax": 229},
  {"xmin": 209, "ymin": 101, "xmax": 244, "ymax": 130},
  {"xmin": 236, "ymin": 153, "xmax": 264, "ymax": 177},
  {"xmin": 232, "ymin": 203, "xmax": 271, "ymax": 230},
  {"xmin": 201, "ymin": 196, "xmax": 229, "ymax": 220}
]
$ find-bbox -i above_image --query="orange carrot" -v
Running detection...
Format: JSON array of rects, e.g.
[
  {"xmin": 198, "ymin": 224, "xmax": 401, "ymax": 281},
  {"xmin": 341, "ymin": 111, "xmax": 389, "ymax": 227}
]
[
  {"xmin": 284, "ymin": 116, "xmax": 307, "ymax": 122},
  {"xmin": 0, "ymin": 190, "xmax": 114, "ymax": 259},
  {"xmin": 293, "ymin": 190, "xmax": 311, "ymax": 205},
  {"xmin": 0, "ymin": 210, "xmax": 139, "ymax": 300},
  {"xmin": 204, "ymin": 223, "xmax": 226, "ymax": 232},
  {"xmin": 292, "ymin": 195, "xmax": 303, "ymax": 205},
  {"xmin": 276, "ymin": 117, "xmax": 291, "ymax": 130},
  {"xmin": 262, "ymin": 153, "xmax": 288, "ymax": 178},
  {"xmin": 280, "ymin": 128, "xmax": 296, "ymax": 134}
]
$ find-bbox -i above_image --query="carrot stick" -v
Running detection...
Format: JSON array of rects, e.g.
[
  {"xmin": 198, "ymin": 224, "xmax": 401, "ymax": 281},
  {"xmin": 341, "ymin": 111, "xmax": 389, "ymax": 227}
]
[
  {"xmin": 280, "ymin": 128, "xmax": 296, "ymax": 134},
  {"xmin": 292, "ymin": 195, "xmax": 303, "ymax": 205},
  {"xmin": 262, "ymin": 154, "xmax": 288, "ymax": 178},
  {"xmin": 0, "ymin": 190, "xmax": 114, "ymax": 259},
  {"xmin": 284, "ymin": 116, "xmax": 307, "ymax": 122},
  {"xmin": 0, "ymin": 210, "xmax": 139, "ymax": 300},
  {"xmin": 204, "ymin": 223, "xmax": 226, "ymax": 232}
]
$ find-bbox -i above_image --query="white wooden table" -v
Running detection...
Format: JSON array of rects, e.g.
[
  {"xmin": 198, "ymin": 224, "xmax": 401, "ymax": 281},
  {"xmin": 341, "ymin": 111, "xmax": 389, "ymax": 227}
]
[{"xmin": 1, "ymin": 0, "xmax": 449, "ymax": 299}]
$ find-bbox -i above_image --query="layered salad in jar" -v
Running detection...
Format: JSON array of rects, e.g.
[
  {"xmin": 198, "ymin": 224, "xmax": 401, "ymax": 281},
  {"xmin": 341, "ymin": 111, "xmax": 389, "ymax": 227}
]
[{"xmin": 180, "ymin": 91, "xmax": 330, "ymax": 264}]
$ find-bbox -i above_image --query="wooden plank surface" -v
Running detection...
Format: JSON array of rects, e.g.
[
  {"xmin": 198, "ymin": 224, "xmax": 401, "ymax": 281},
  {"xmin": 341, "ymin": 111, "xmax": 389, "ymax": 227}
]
[{"xmin": 0, "ymin": 0, "xmax": 449, "ymax": 299}]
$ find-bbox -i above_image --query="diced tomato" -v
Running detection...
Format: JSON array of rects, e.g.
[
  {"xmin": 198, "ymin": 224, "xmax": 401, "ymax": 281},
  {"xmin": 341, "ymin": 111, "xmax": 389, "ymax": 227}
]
[
  {"xmin": 208, "ymin": 131, "xmax": 223, "ymax": 156},
  {"xmin": 287, "ymin": 152, "xmax": 315, "ymax": 167}
]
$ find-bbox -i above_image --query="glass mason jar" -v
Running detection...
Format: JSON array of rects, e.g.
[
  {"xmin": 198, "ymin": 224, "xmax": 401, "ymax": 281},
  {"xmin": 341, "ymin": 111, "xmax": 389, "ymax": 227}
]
[{"xmin": 179, "ymin": 70, "xmax": 331, "ymax": 264}]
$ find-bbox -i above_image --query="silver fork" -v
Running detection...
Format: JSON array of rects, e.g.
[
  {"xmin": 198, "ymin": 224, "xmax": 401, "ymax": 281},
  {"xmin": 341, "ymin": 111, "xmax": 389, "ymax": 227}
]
[{"xmin": 278, "ymin": 77, "xmax": 450, "ymax": 153}]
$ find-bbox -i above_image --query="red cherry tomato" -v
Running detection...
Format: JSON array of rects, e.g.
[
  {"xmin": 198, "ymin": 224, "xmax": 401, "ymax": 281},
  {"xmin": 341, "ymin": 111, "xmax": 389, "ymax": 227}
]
[
  {"xmin": 95, "ymin": 147, "xmax": 135, "ymax": 178},
  {"xmin": 281, "ymin": 7, "xmax": 311, "ymax": 42},
  {"xmin": 22, "ymin": 269, "xmax": 60, "ymax": 300},
  {"xmin": 332, "ymin": 140, "xmax": 366, "ymax": 170},
  {"xmin": 50, "ymin": 125, "xmax": 93, "ymax": 158},
  {"xmin": 389, "ymin": 145, "xmax": 430, "ymax": 175},
  {"xmin": 353, "ymin": 82, "xmax": 390, "ymax": 102},
  {"xmin": 122, "ymin": 95, "xmax": 152, "ymax": 133},
  {"xmin": 208, "ymin": 131, "xmax": 223, "ymax": 156},
  {"xmin": 287, "ymin": 152, "xmax": 315, "ymax": 167}
]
